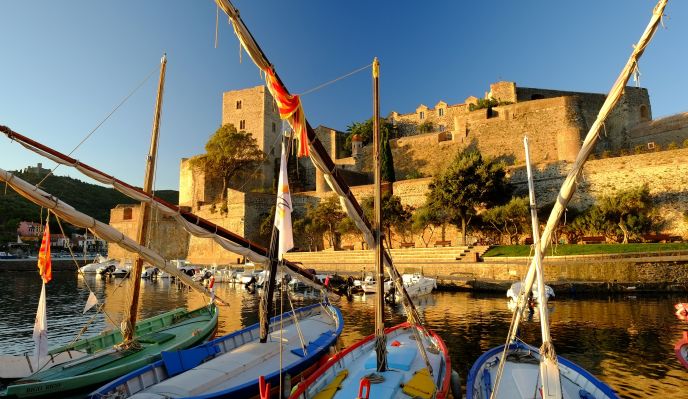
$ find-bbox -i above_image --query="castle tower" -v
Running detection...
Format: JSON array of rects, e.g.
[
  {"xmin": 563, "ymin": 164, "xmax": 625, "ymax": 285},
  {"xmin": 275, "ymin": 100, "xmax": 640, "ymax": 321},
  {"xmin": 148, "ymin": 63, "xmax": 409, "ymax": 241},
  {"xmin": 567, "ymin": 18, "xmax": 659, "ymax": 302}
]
[
  {"xmin": 222, "ymin": 85, "xmax": 282, "ymax": 190},
  {"xmin": 351, "ymin": 134, "xmax": 363, "ymax": 158}
]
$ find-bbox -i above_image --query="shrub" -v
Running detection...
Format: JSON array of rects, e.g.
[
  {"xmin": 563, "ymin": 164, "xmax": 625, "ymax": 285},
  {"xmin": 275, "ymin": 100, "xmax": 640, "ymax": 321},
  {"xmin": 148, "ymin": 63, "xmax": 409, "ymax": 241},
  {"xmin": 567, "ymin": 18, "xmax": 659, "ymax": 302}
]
[
  {"xmin": 619, "ymin": 148, "xmax": 629, "ymax": 156},
  {"xmin": 601, "ymin": 150, "xmax": 611, "ymax": 159},
  {"xmin": 668, "ymin": 142, "xmax": 678, "ymax": 150},
  {"xmin": 634, "ymin": 145, "xmax": 644, "ymax": 155},
  {"xmin": 683, "ymin": 138, "xmax": 688, "ymax": 148}
]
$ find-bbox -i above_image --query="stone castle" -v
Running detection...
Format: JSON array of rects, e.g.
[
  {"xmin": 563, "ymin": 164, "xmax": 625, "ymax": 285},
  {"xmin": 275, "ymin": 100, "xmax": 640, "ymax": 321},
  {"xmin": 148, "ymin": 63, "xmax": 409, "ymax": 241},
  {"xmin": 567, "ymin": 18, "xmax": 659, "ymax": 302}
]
[{"xmin": 108, "ymin": 81, "xmax": 688, "ymax": 263}]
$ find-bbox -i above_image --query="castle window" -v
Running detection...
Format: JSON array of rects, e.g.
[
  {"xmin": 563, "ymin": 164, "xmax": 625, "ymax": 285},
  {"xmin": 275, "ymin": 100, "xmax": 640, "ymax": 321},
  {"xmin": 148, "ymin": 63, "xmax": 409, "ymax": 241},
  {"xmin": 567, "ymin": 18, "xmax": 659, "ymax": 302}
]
[
  {"xmin": 438, "ymin": 108, "xmax": 444, "ymax": 117},
  {"xmin": 640, "ymin": 105, "xmax": 649, "ymax": 121},
  {"xmin": 419, "ymin": 111, "xmax": 425, "ymax": 120},
  {"xmin": 123, "ymin": 208, "xmax": 133, "ymax": 220},
  {"xmin": 272, "ymin": 122, "xmax": 276, "ymax": 132},
  {"xmin": 239, "ymin": 120, "xmax": 246, "ymax": 130},
  {"xmin": 236, "ymin": 100, "xmax": 242, "ymax": 109}
]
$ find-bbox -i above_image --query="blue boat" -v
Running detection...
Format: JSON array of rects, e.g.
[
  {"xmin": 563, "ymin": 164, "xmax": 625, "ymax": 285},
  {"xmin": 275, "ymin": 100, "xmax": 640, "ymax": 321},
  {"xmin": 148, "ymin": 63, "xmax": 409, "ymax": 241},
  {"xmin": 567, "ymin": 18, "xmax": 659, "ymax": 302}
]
[
  {"xmin": 466, "ymin": 342, "xmax": 618, "ymax": 399},
  {"xmin": 89, "ymin": 302, "xmax": 343, "ymax": 398}
]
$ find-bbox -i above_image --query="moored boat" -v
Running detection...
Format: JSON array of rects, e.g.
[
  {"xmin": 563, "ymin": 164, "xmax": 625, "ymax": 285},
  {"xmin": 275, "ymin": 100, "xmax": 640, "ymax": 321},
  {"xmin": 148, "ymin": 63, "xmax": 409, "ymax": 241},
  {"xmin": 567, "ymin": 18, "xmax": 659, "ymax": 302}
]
[
  {"xmin": 89, "ymin": 303, "xmax": 342, "ymax": 399},
  {"xmin": 466, "ymin": 342, "xmax": 618, "ymax": 399},
  {"xmin": 2, "ymin": 304, "xmax": 218, "ymax": 398}
]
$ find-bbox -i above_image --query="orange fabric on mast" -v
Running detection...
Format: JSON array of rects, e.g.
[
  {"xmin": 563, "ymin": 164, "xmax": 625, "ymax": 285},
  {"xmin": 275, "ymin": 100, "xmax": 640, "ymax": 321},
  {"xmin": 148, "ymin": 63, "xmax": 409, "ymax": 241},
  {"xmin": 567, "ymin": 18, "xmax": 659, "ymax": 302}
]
[
  {"xmin": 264, "ymin": 68, "xmax": 309, "ymax": 157},
  {"xmin": 37, "ymin": 219, "xmax": 52, "ymax": 284}
]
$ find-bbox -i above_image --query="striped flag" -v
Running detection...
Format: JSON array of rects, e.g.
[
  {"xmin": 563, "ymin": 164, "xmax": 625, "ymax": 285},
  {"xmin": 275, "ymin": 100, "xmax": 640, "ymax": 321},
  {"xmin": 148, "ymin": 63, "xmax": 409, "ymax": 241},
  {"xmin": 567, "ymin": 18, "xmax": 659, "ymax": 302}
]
[
  {"xmin": 273, "ymin": 141, "xmax": 294, "ymax": 259},
  {"xmin": 33, "ymin": 219, "xmax": 51, "ymax": 367}
]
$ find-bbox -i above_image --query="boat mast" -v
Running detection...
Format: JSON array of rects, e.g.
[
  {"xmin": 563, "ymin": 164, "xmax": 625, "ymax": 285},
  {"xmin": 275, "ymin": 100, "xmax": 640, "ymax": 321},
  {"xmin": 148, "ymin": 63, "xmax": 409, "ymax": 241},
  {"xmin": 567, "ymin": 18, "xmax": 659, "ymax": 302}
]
[
  {"xmin": 122, "ymin": 54, "xmax": 167, "ymax": 342},
  {"xmin": 524, "ymin": 136, "xmax": 561, "ymax": 398},
  {"xmin": 372, "ymin": 57, "xmax": 387, "ymax": 372}
]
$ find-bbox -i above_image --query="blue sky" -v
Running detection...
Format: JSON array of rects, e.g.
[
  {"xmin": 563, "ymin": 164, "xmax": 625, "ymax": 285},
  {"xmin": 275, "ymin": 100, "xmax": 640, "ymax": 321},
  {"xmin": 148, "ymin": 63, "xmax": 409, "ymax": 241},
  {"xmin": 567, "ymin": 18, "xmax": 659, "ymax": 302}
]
[{"xmin": 1, "ymin": 1, "xmax": 686, "ymax": 191}]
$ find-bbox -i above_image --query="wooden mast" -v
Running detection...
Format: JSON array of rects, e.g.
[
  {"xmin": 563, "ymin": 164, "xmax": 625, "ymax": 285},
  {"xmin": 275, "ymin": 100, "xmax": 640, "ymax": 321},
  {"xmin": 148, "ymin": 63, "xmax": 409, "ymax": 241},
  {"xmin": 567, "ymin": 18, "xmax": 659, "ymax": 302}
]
[
  {"xmin": 122, "ymin": 54, "xmax": 167, "ymax": 342},
  {"xmin": 372, "ymin": 57, "xmax": 387, "ymax": 372}
]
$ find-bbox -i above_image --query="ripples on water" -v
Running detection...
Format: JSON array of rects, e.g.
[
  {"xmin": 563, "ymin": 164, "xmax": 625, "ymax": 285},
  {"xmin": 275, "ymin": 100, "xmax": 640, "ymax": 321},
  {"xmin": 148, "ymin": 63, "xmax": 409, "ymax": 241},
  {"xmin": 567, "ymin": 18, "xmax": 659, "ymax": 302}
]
[{"xmin": 0, "ymin": 271, "xmax": 686, "ymax": 398}]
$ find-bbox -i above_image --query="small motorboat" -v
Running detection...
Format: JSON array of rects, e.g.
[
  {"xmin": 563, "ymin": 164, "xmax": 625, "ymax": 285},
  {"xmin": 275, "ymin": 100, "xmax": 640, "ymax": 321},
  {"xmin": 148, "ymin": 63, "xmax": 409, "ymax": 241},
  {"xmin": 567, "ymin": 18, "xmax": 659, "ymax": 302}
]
[
  {"xmin": 388, "ymin": 272, "xmax": 436, "ymax": 302},
  {"xmin": 507, "ymin": 281, "xmax": 555, "ymax": 304},
  {"xmin": 79, "ymin": 255, "xmax": 115, "ymax": 273}
]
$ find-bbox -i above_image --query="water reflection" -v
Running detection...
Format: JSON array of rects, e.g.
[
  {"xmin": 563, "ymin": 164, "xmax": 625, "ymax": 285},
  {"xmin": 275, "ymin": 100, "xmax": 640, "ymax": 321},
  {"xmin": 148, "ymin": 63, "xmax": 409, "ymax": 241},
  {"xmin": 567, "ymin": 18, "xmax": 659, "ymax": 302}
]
[{"xmin": 0, "ymin": 271, "xmax": 686, "ymax": 398}]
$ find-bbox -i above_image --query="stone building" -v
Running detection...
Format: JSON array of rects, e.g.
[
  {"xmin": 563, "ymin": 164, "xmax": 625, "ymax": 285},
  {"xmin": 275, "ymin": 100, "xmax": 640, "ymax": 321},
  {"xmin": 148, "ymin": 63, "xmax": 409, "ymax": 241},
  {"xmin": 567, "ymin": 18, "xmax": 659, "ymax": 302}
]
[{"xmin": 109, "ymin": 80, "xmax": 688, "ymax": 262}]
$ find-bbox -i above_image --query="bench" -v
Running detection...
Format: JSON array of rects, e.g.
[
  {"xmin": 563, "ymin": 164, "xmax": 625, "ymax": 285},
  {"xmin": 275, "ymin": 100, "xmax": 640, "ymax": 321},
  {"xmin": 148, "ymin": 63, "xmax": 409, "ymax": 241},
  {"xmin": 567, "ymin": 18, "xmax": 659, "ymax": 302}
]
[
  {"xmin": 434, "ymin": 240, "xmax": 452, "ymax": 247},
  {"xmin": 339, "ymin": 245, "xmax": 354, "ymax": 250},
  {"xmin": 399, "ymin": 242, "xmax": 415, "ymax": 249},
  {"xmin": 642, "ymin": 234, "xmax": 683, "ymax": 243},
  {"xmin": 581, "ymin": 236, "xmax": 605, "ymax": 244}
]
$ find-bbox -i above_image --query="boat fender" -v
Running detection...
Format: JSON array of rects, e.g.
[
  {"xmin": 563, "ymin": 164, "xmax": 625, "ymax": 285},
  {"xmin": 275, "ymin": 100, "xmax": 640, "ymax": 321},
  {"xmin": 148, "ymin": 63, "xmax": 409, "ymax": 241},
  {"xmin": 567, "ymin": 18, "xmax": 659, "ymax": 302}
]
[
  {"xmin": 391, "ymin": 340, "xmax": 401, "ymax": 347},
  {"xmin": 357, "ymin": 377, "xmax": 371, "ymax": 399},
  {"xmin": 451, "ymin": 369, "xmax": 462, "ymax": 399}
]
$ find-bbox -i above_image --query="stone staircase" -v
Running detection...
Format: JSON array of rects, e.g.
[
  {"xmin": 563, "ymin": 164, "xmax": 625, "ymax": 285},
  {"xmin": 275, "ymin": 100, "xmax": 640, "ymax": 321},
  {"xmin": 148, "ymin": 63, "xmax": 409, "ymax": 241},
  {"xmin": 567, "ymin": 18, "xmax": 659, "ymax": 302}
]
[{"xmin": 284, "ymin": 245, "xmax": 491, "ymax": 272}]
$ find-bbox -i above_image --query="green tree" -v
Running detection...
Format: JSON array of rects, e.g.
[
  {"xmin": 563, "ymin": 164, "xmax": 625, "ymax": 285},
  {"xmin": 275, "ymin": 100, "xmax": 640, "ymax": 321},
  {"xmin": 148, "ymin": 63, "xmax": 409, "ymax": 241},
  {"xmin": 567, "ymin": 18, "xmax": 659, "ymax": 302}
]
[
  {"xmin": 411, "ymin": 205, "xmax": 438, "ymax": 247},
  {"xmin": 344, "ymin": 118, "xmax": 396, "ymax": 152},
  {"xmin": 293, "ymin": 203, "xmax": 323, "ymax": 251},
  {"xmin": 598, "ymin": 185, "xmax": 656, "ymax": 243},
  {"xmin": 191, "ymin": 124, "xmax": 265, "ymax": 201},
  {"xmin": 310, "ymin": 195, "xmax": 346, "ymax": 249},
  {"xmin": 361, "ymin": 194, "xmax": 412, "ymax": 248},
  {"xmin": 426, "ymin": 148, "xmax": 510, "ymax": 245},
  {"xmin": 380, "ymin": 128, "xmax": 395, "ymax": 183},
  {"xmin": 482, "ymin": 197, "xmax": 530, "ymax": 244}
]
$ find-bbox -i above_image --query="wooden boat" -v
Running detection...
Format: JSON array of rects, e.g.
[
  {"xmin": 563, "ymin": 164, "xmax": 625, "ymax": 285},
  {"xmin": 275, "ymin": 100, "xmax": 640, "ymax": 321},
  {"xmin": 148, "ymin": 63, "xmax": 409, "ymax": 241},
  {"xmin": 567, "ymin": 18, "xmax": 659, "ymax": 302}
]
[
  {"xmin": 89, "ymin": 303, "xmax": 342, "ymax": 398},
  {"xmin": 291, "ymin": 322, "xmax": 450, "ymax": 399},
  {"xmin": 466, "ymin": 342, "xmax": 618, "ymax": 399},
  {"xmin": 676, "ymin": 331, "xmax": 688, "ymax": 369},
  {"xmin": 3, "ymin": 306, "xmax": 217, "ymax": 398}
]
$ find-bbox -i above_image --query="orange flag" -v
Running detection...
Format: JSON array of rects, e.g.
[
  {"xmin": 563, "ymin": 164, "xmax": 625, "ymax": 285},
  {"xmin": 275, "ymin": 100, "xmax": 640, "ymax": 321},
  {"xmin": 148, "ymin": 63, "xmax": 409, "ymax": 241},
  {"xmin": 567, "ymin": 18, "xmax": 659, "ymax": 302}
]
[{"xmin": 37, "ymin": 221, "xmax": 52, "ymax": 284}]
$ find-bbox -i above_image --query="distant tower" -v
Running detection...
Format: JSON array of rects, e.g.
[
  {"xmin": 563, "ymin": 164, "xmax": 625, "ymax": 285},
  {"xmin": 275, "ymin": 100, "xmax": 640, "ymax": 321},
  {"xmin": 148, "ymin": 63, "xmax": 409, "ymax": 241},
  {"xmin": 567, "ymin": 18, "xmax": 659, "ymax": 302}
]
[
  {"xmin": 222, "ymin": 85, "xmax": 282, "ymax": 190},
  {"xmin": 351, "ymin": 134, "xmax": 363, "ymax": 158}
]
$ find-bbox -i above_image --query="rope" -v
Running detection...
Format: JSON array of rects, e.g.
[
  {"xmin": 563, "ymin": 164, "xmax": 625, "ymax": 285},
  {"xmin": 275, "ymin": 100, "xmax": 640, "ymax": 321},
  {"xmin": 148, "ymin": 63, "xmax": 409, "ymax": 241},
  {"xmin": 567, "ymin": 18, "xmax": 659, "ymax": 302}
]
[
  {"xmin": 35, "ymin": 62, "xmax": 161, "ymax": 188},
  {"xmin": 298, "ymin": 63, "xmax": 373, "ymax": 97}
]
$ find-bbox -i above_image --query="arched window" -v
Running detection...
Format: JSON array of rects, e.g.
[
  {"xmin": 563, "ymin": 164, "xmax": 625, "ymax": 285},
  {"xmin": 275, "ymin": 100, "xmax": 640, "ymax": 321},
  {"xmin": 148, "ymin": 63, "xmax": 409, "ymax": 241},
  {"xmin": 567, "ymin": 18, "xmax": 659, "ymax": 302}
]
[
  {"xmin": 640, "ymin": 105, "xmax": 649, "ymax": 121},
  {"xmin": 438, "ymin": 108, "xmax": 445, "ymax": 117}
]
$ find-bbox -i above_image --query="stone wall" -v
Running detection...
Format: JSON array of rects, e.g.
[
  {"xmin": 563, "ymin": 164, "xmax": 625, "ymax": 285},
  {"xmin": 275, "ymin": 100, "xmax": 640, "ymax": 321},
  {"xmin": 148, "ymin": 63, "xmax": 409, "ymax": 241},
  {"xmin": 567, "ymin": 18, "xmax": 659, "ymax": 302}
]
[
  {"xmin": 108, "ymin": 204, "xmax": 189, "ymax": 261},
  {"xmin": 628, "ymin": 112, "xmax": 688, "ymax": 149}
]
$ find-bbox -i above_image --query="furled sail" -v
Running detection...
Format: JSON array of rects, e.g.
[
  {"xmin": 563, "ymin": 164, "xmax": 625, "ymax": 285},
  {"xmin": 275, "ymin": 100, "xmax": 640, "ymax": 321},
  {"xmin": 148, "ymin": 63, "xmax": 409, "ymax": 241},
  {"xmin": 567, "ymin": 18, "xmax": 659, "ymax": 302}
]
[{"xmin": 0, "ymin": 167, "xmax": 222, "ymax": 302}]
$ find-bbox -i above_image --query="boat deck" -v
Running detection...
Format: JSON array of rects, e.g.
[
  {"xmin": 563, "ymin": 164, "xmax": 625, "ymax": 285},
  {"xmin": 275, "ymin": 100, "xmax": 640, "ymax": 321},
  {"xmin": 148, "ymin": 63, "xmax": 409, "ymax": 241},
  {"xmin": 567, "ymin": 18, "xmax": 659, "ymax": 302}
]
[
  {"xmin": 129, "ymin": 310, "xmax": 337, "ymax": 398},
  {"xmin": 301, "ymin": 325, "xmax": 448, "ymax": 399}
]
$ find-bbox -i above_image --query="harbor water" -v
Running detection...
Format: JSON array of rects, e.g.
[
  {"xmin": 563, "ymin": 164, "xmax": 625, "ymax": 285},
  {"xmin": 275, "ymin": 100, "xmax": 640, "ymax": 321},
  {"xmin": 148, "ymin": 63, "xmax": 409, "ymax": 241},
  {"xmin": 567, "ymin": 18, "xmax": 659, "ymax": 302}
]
[{"xmin": 0, "ymin": 270, "xmax": 686, "ymax": 398}]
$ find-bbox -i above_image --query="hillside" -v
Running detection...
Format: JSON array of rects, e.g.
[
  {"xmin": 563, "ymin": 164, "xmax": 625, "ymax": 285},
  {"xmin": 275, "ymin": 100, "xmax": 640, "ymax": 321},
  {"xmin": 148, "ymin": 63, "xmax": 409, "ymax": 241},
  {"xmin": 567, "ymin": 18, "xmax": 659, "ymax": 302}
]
[{"xmin": 0, "ymin": 170, "xmax": 178, "ymax": 240}]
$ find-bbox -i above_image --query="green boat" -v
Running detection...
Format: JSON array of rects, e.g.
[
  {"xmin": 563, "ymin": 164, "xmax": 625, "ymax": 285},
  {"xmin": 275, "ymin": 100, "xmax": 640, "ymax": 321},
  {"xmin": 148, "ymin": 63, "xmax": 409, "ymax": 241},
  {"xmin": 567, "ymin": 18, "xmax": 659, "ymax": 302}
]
[{"xmin": 1, "ymin": 304, "xmax": 218, "ymax": 398}]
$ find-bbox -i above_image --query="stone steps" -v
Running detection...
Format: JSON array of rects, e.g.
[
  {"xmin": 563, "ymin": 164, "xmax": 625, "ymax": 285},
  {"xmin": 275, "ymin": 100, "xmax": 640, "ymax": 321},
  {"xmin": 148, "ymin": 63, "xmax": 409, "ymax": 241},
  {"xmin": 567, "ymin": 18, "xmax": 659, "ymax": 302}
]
[{"xmin": 284, "ymin": 245, "xmax": 490, "ymax": 269}]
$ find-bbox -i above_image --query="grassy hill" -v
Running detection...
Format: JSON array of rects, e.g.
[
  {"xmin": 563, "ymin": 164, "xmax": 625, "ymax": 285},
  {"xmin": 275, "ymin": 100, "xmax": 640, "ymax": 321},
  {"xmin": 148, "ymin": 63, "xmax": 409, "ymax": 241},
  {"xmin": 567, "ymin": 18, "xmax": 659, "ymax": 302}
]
[{"xmin": 0, "ymin": 170, "xmax": 178, "ymax": 242}]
